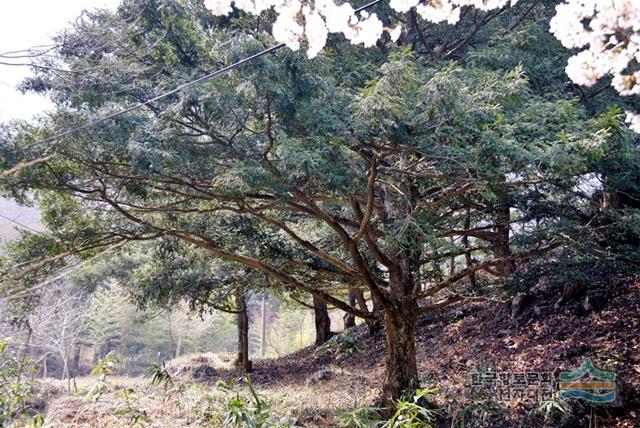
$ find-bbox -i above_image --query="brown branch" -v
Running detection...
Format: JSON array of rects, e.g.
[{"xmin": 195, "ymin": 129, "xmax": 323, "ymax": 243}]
[{"xmin": 417, "ymin": 242, "xmax": 560, "ymax": 299}]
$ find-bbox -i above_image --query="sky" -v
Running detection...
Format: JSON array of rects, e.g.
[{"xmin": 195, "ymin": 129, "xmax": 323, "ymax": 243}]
[
  {"xmin": 0, "ymin": 1, "xmax": 119, "ymax": 241},
  {"xmin": 0, "ymin": 0, "xmax": 119, "ymax": 122}
]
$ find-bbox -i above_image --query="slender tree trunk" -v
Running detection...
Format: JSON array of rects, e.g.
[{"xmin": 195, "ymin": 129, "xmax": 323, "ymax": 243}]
[
  {"xmin": 493, "ymin": 202, "xmax": 514, "ymax": 276},
  {"xmin": 369, "ymin": 296, "xmax": 384, "ymax": 335},
  {"xmin": 235, "ymin": 291, "xmax": 252, "ymax": 373},
  {"xmin": 63, "ymin": 356, "xmax": 70, "ymax": 392},
  {"xmin": 449, "ymin": 236, "xmax": 456, "ymax": 277},
  {"xmin": 343, "ymin": 288, "xmax": 357, "ymax": 329},
  {"xmin": 175, "ymin": 335, "xmax": 182, "ymax": 358},
  {"xmin": 71, "ymin": 344, "xmax": 81, "ymax": 377},
  {"xmin": 260, "ymin": 292, "xmax": 267, "ymax": 358},
  {"xmin": 382, "ymin": 302, "xmax": 418, "ymax": 402},
  {"xmin": 463, "ymin": 207, "xmax": 477, "ymax": 287},
  {"xmin": 312, "ymin": 295, "xmax": 332, "ymax": 346},
  {"xmin": 352, "ymin": 287, "xmax": 377, "ymax": 334}
]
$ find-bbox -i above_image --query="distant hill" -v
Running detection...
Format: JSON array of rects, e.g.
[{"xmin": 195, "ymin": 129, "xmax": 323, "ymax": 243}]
[{"xmin": 0, "ymin": 198, "xmax": 42, "ymax": 247}]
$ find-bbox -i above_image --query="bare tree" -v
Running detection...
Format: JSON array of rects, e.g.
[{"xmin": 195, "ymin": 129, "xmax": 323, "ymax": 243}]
[{"xmin": 29, "ymin": 280, "xmax": 89, "ymax": 392}]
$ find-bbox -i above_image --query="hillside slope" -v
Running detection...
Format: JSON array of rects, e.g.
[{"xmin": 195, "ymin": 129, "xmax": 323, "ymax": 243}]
[
  {"xmin": 42, "ymin": 276, "xmax": 639, "ymax": 427},
  {"xmin": 225, "ymin": 276, "xmax": 640, "ymax": 427}
]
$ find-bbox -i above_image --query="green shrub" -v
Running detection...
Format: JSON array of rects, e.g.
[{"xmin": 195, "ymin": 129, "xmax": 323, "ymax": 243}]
[
  {"xmin": 533, "ymin": 395, "xmax": 573, "ymax": 423},
  {"xmin": 219, "ymin": 377, "xmax": 272, "ymax": 428},
  {"xmin": 85, "ymin": 351, "xmax": 118, "ymax": 402},
  {"xmin": 0, "ymin": 340, "xmax": 41, "ymax": 426},
  {"xmin": 114, "ymin": 387, "xmax": 150, "ymax": 426},
  {"xmin": 336, "ymin": 403, "xmax": 382, "ymax": 428},
  {"xmin": 145, "ymin": 362, "xmax": 174, "ymax": 389},
  {"xmin": 383, "ymin": 388, "xmax": 440, "ymax": 428},
  {"xmin": 317, "ymin": 330, "xmax": 361, "ymax": 357}
]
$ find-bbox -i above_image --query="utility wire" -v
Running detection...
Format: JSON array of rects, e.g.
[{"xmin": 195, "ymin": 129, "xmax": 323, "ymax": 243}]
[
  {"xmin": 33, "ymin": 43, "xmax": 286, "ymax": 146},
  {"xmin": 8, "ymin": 0, "xmax": 384, "ymax": 150},
  {"xmin": 0, "ymin": 212, "xmax": 44, "ymax": 235},
  {"xmin": 1, "ymin": 0, "xmax": 385, "ymax": 297}
]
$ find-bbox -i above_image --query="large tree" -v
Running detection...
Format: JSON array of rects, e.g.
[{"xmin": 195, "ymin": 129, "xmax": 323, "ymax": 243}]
[{"xmin": 1, "ymin": 0, "xmax": 632, "ymax": 401}]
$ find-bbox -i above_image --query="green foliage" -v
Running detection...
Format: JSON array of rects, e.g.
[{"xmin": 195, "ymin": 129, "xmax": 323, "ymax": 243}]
[
  {"xmin": 0, "ymin": 340, "xmax": 40, "ymax": 426},
  {"xmin": 219, "ymin": 377, "xmax": 272, "ymax": 428},
  {"xmin": 336, "ymin": 403, "xmax": 382, "ymax": 428},
  {"xmin": 383, "ymin": 388, "xmax": 440, "ymax": 428},
  {"xmin": 190, "ymin": 376, "xmax": 301, "ymax": 427},
  {"xmin": 533, "ymin": 395, "xmax": 573, "ymax": 423},
  {"xmin": 85, "ymin": 351, "xmax": 118, "ymax": 402},
  {"xmin": 114, "ymin": 387, "xmax": 150, "ymax": 426},
  {"xmin": 191, "ymin": 391, "xmax": 225, "ymax": 426},
  {"xmin": 317, "ymin": 330, "xmax": 361, "ymax": 357},
  {"xmin": 144, "ymin": 363, "xmax": 174, "ymax": 389},
  {"xmin": 2, "ymin": 1, "xmax": 640, "ymax": 418}
]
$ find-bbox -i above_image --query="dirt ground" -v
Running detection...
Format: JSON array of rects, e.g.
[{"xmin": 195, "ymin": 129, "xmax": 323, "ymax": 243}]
[{"xmin": 41, "ymin": 276, "xmax": 640, "ymax": 427}]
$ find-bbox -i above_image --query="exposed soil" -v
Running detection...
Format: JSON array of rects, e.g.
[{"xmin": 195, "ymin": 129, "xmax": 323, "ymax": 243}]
[
  {"xmin": 42, "ymin": 276, "xmax": 640, "ymax": 427},
  {"xmin": 214, "ymin": 276, "xmax": 640, "ymax": 427}
]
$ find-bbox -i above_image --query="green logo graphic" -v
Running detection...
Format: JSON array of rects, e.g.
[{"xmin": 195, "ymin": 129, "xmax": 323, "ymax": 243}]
[{"xmin": 559, "ymin": 358, "xmax": 616, "ymax": 403}]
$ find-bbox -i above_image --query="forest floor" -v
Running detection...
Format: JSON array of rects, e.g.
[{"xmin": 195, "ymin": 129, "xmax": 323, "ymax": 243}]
[{"xmin": 39, "ymin": 276, "xmax": 640, "ymax": 427}]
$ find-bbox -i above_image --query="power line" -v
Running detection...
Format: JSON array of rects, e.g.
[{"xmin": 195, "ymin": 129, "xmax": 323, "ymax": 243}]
[
  {"xmin": 34, "ymin": 43, "xmax": 286, "ymax": 146},
  {"xmin": 12, "ymin": 0, "xmax": 384, "ymax": 150},
  {"xmin": 0, "ymin": 212, "xmax": 44, "ymax": 235}
]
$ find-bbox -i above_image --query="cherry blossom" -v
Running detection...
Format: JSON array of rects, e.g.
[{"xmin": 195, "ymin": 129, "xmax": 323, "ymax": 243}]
[
  {"xmin": 550, "ymin": 0, "xmax": 640, "ymax": 132},
  {"xmin": 203, "ymin": 0, "xmax": 640, "ymax": 132},
  {"xmin": 204, "ymin": 0, "xmax": 233, "ymax": 16},
  {"xmin": 627, "ymin": 112, "xmax": 640, "ymax": 133}
]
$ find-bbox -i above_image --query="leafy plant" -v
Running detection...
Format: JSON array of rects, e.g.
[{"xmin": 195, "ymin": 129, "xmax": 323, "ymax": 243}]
[
  {"xmin": 317, "ymin": 330, "xmax": 361, "ymax": 357},
  {"xmin": 145, "ymin": 362, "xmax": 173, "ymax": 389},
  {"xmin": 336, "ymin": 403, "xmax": 382, "ymax": 428},
  {"xmin": 534, "ymin": 394, "xmax": 572, "ymax": 422},
  {"xmin": 115, "ymin": 387, "xmax": 150, "ymax": 426},
  {"xmin": 219, "ymin": 377, "xmax": 272, "ymax": 428},
  {"xmin": 191, "ymin": 392, "xmax": 224, "ymax": 426},
  {"xmin": 85, "ymin": 351, "xmax": 118, "ymax": 402},
  {"xmin": 0, "ymin": 340, "xmax": 41, "ymax": 426},
  {"xmin": 145, "ymin": 361, "xmax": 187, "ymax": 411},
  {"xmin": 383, "ymin": 388, "xmax": 440, "ymax": 428}
]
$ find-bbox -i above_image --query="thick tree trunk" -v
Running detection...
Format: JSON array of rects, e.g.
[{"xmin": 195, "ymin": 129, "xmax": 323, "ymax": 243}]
[
  {"xmin": 92, "ymin": 344, "xmax": 99, "ymax": 365},
  {"xmin": 382, "ymin": 303, "xmax": 419, "ymax": 402},
  {"xmin": 235, "ymin": 292, "xmax": 252, "ymax": 373},
  {"xmin": 312, "ymin": 295, "xmax": 332, "ymax": 346},
  {"xmin": 343, "ymin": 288, "xmax": 357, "ymax": 329}
]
